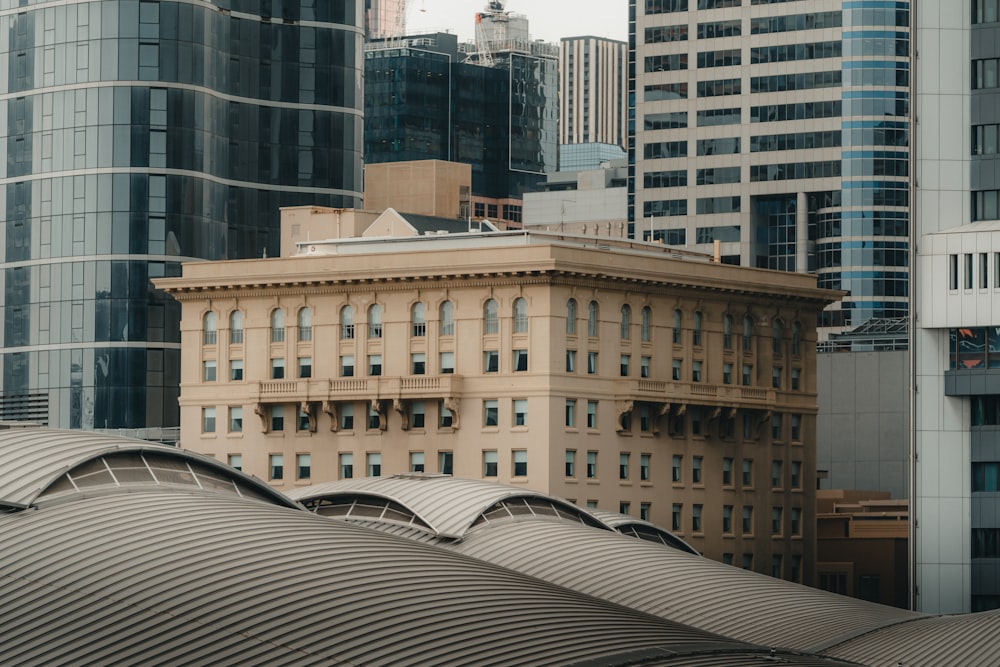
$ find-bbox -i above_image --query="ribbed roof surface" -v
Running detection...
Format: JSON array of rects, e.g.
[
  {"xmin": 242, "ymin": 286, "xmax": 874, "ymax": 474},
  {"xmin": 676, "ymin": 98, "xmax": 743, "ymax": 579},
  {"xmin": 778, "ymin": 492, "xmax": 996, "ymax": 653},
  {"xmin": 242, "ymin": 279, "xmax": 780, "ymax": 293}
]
[
  {"xmin": 589, "ymin": 508, "xmax": 700, "ymax": 555},
  {"xmin": 0, "ymin": 427, "xmax": 294, "ymax": 509},
  {"xmin": 288, "ymin": 474, "xmax": 605, "ymax": 538}
]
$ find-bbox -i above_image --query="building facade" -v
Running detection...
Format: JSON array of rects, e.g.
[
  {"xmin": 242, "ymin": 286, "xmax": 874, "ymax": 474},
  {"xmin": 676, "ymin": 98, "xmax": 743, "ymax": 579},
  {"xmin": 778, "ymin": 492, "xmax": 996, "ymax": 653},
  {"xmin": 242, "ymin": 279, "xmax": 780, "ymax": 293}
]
[
  {"xmin": 560, "ymin": 36, "xmax": 628, "ymax": 151},
  {"xmin": 0, "ymin": 1, "xmax": 364, "ymax": 433},
  {"xmin": 364, "ymin": 0, "xmax": 406, "ymax": 39},
  {"xmin": 912, "ymin": 0, "xmax": 1000, "ymax": 613},
  {"xmin": 628, "ymin": 0, "xmax": 910, "ymax": 332},
  {"xmin": 157, "ymin": 207, "xmax": 837, "ymax": 582}
]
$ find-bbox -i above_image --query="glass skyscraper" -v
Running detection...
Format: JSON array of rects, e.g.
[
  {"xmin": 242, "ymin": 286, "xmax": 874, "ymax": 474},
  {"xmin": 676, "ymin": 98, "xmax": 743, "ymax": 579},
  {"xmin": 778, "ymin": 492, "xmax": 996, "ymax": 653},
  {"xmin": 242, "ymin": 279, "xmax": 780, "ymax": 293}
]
[{"xmin": 0, "ymin": 1, "xmax": 364, "ymax": 434}]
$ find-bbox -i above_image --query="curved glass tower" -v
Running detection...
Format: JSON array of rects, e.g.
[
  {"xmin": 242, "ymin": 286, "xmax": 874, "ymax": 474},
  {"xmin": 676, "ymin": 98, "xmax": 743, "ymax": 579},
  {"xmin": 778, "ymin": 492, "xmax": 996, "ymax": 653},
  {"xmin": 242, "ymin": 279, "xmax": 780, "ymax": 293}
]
[{"xmin": 0, "ymin": 1, "xmax": 364, "ymax": 434}]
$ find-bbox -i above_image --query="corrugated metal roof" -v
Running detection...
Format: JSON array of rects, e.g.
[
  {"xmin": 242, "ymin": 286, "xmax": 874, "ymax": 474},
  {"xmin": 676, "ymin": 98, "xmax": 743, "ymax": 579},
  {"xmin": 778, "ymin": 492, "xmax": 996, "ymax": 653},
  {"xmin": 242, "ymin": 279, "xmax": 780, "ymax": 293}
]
[
  {"xmin": 0, "ymin": 490, "xmax": 836, "ymax": 667},
  {"xmin": 288, "ymin": 474, "xmax": 604, "ymax": 538},
  {"xmin": 0, "ymin": 427, "xmax": 294, "ymax": 509},
  {"xmin": 588, "ymin": 508, "xmax": 700, "ymax": 555}
]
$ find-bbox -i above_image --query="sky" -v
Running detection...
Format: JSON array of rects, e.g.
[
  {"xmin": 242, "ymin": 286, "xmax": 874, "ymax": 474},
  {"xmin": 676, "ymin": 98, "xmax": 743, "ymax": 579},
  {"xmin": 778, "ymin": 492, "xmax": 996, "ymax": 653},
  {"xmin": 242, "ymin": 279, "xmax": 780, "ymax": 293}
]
[{"xmin": 405, "ymin": 0, "xmax": 629, "ymax": 44}]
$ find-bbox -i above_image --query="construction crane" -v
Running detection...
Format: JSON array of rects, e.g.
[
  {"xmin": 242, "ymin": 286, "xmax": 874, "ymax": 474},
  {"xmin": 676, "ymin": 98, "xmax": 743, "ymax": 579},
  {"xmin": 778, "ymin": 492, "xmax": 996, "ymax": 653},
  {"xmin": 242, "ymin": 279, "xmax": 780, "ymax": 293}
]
[{"xmin": 474, "ymin": 0, "xmax": 508, "ymax": 67}]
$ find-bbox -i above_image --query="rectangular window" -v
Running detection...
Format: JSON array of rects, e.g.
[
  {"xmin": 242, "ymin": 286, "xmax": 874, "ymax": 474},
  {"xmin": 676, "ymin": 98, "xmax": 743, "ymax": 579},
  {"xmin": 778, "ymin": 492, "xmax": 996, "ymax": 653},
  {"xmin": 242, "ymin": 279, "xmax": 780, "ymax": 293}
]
[
  {"xmin": 619, "ymin": 501, "xmax": 631, "ymax": 515},
  {"xmin": 230, "ymin": 359, "xmax": 244, "ymax": 381},
  {"xmin": 297, "ymin": 453, "xmax": 311, "ymax": 480},
  {"xmin": 202, "ymin": 407, "xmax": 216, "ymax": 433},
  {"xmin": 672, "ymin": 503, "xmax": 682, "ymax": 531},
  {"xmin": 439, "ymin": 451, "xmax": 454, "ymax": 474},
  {"xmin": 692, "ymin": 504, "xmax": 703, "ymax": 532},
  {"xmin": 640, "ymin": 405, "xmax": 652, "ymax": 432},
  {"xmin": 723, "ymin": 505, "xmax": 733, "ymax": 533},
  {"xmin": 513, "ymin": 450, "xmax": 528, "ymax": 476},
  {"xmin": 692, "ymin": 360, "xmax": 702, "ymax": 382},
  {"xmin": 772, "ymin": 366, "xmax": 782, "ymax": 389},
  {"xmin": 791, "ymin": 368, "xmax": 801, "ymax": 390},
  {"xmin": 772, "ymin": 507, "xmax": 783, "ymax": 535},
  {"xmin": 565, "ymin": 399, "xmax": 577, "ymax": 427},
  {"xmin": 588, "ymin": 351, "xmax": 598, "ymax": 374},
  {"xmin": 565, "ymin": 450, "xmax": 576, "ymax": 477},
  {"xmin": 411, "ymin": 353, "xmax": 426, "ymax": 375},
  {"xmin": 723, "ymin": 363, "xmax": 732, "ymax": 385},
  {"xmin": 772, "ymin": 460, "xmax": 783, "ymax": 488},
  {"xmin": 228, "ymin": 406, "xmax": 243, "ymax": 433},
  {"xmin": 640, "ymin": 453, "xmax": 651, "ymax": 481},
  {"xmin": 360, "ymin": 354, "xmax": 379, "ymax": 376},
  {"xmin": 723, "ymin": 457, "xmax": 733, "ymax": 485},
  {"xmin": 367, "ymin": 452, "xmax": 382, "ymax": 477},
  {"xmin": 792, "ymin": 507, "xmax": 801, "ymax": 535},
  {"xmin": 620, "ymin": 354, "xmax": 630, "ymax": 377},
  {"xmin": 672, "ymin": 359, "xmax": 682, "ymax": 381},
  {"xmin": 513, "ymin": 349, "xmax": 528, "ymax": 372},
  {"xmin": 269, "ymin": 454, "xmax": 284, "ymax": 480},
  {"xmin": 484, "ymin": 350, "xmax": 499, "ymax": 373},
  {"xmin": 513, "ymin": 399, "xmax": 528, "ymax": 426},
  {"xmin": 587, "ymin": 400, "xmax": 598, "ymax": 428},
  {"xmin": 742, "ymin": 459, "xmax": 753, "ymax": 487},
  {"xmin": 340, "ymin": 403, "xmax": 355, "ymax": 430},
  {"xmin": 641, "ymin": 356, "xmax": 651, "ymax": 378},
  {"xmin": 742, "ymin": 554, "xmax": 753, "ymax": 570},
  {"xmin": 203, "ymin": 360, "xmax": 217, "ymax": 382},
  {"xmin": 619, "ymin": 453, "xmax": 630, "ymax": 480},
  {"xmin": 410, "ymin": 451, "xmax": 425, "ymax": 473},
  {"xmin": 791, "ymin": 414, "xmax": 802, "ymax": 441},
  {"xmin": 411, "ymin": 402, "xmax": 425, "ymax": 429},
  {"xmin": 640, "ymin": 503, "xmax": 651, "ymax": 521},
  {"xmin": 340, "ymin": 355, "xmax": 354, "ymax": 377},
  {"xmin": 369, "ymin": 406, "xmax": 381, "ymax": 430},
  {"xmin": 966, "ymin": 253, "xmax": 974, "ymax": 289},
  {"xmin": 340, "ymin": 453, "xmax": 354, "ymax": 479},
  {"xmin": 271, "ymin": 405, "xmax": 284, "ymax": 431},
  {"xmin": 587, "ymin": 451, "xmax": 597, "ymax": 478},
  {"xmin": 982, "ymin": 253, "xmax": 990, "ymax": 289},
  {"xmin": 742, "ymin": 506, "xmax": 753, "ymax": 533},
  {"xmin": 484, "ymin": 399, "xmax": 499, "ymax": 427},
  {"xmin": 672, "ymin": 455, "xmax": 682, "ymax": 482},
  {"xmin": 271, "ymin": 358, "xmax": 285, "ymax": 379},
  {"xmin": 566, "ymin": 350, "xmax": 577, "ymax": 372},
  {"xmin": 772, "ymin": 414, "xmax": 783, "ymax": 440},
  {"xmin": 692, "ymin": 456, "xmax": 702, "ymax": 483},
  {"xmin": 791, "ymin": 461, "xmax": 802, "ymax": 488},
  {"xmin": 950, "ymin": 254, "xmax": 959, "ymax": 290},
  {"xmin": 483, "ymin": 450, "xmax": 498, "ymax": 477},
  {"xmin": 440, "ymin": 351, "xmax": 455, "ymax": 374},
  {"xmin": 228, "ymin": 454, "xmax": 242, "ymax": 471}
]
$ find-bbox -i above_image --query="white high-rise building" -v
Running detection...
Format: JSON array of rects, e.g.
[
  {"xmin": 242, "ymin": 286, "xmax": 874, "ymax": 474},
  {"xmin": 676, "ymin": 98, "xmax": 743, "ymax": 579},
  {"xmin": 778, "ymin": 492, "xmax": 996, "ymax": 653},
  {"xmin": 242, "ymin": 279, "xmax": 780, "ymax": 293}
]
[{"xmin": 560, "ymin": 36, "xmax": 628, "ymax": 151}]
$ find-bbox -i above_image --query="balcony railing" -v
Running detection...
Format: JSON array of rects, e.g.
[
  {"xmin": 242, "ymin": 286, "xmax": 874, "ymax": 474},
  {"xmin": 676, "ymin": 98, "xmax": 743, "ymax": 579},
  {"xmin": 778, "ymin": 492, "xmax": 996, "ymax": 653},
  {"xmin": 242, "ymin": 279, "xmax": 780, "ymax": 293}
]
[
  {"xmin": 618, "ymin": 379, "xmax": 779, "ymax": 408},
  {"xmin": 254, "ymin": 375, "xmax": 464, "ymax": 404}
]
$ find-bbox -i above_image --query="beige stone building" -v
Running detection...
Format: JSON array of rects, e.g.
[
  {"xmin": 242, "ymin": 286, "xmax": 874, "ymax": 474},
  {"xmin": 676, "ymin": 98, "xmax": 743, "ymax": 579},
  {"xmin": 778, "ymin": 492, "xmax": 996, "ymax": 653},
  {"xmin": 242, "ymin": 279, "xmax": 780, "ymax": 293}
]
[{"xmin": 156, "ymin": 207, "xmax": 838, "ymax": 583}]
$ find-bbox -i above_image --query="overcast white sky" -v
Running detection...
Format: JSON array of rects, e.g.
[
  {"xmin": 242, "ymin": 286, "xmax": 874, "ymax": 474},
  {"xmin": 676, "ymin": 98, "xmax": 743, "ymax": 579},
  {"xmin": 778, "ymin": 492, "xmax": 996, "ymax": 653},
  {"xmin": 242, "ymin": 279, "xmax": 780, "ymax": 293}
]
[{"xmin": 405, "ymin": 0, "xmax": 629, "ymax": 44}]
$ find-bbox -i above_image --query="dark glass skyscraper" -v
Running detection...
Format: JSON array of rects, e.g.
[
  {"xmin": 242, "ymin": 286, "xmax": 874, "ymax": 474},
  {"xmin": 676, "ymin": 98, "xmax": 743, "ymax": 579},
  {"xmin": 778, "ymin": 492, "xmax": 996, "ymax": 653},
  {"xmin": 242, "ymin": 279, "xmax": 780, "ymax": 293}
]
[{"xmin": 0, "ymin": 1, "xmax": 364, "ymax": 434}]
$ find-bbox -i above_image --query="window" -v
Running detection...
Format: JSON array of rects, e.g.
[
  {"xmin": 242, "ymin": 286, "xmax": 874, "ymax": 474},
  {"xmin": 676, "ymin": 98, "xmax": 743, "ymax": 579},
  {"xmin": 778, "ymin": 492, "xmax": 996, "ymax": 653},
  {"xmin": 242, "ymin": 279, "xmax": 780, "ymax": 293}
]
[
  {"xmin": 202, "ymin": 407, "xmax": 216, "ymax": 433},
  {"xmin": 588, "ymin": 351, "xmax": 598, "ymax": 374},
  {"xmin": 340, "ymin": 453, "xmax": 354, "ymax": 479},
  {"xmin": 513, "ymin": 450, "xmax": 528, "ymax": 476},
  {"xmin": 742, "ymin": 506, "xmax": 753, "ymax": 533},
  {"xmin": 367, "ymin": 453, "xmax": 382, "ymax": 477},
  {"xmin": 297, "ymin": 308, "xmax": 312, "ymax": 341},
  {"xmin": 742, "ymin": 554, "xmax": 753, "ymax": 570},
  {"xmin": 693, "ymin": 312, "xmax": 703, "ymax": 345},
  {"xmin": 742, "ymin": 459, "xmax": 753, "ymax": 486},
  {"xmin": 411, "ymin": 402, "xmax": 426, "ymax": 429},
  {"xmin": 565, "ymin": 399, "xmax": 577, "ymax": 427},
  {"xmin": 410, "ymin": 452, "xmax": 425, "ymax": 473},
  {"xmin": 673, "ymin": 309, "xmax": 682, "ymax": 344},
  {"xmin": 439, "ymin": 451, "xmax": 454, "ymax": 474},
  {"xmin": 271, "ymin": 406, "xmax": 284, "ymax": 431},
  {"xmin": 723, "ymin": 505, "xmax": 733, "ymax": 533},
  {"xmin": 672, "ymin": 359, "xmax": 682, "ymax": 381},
  {"xmin": 513, "ymin": 349, "xmax": 528, "ymax": 372},
  {"xmin": 619, "ymin": 453, "xmax": 630, "ymax": 480},
  {"xmin": 966, "ymin": 253, "xmax": 975, "ymax": 289},
  {"xmin": 620, "ymin": 305, "xmax": 631, "ymax": 340},
  {"xmin": 772, "ymin": 414, "xmax": 783, "ymax": 440},
  {"xmin": 949, "ymin": 254, "xmax": 959, "ymax": 290},
  {"xmin": 791, "ymin": 461, "xmax": 802, "ymax": 488},
  {"xmin": 641, "ymin": 307, "xmax": 652, "ymax": 342},
  {"xmin": 691, "ymin": 408, "xmax": 702, "ymax": 436},
  {"xmin": 230, "ymin": 359, "xmax": 243, "ymax": 381},
  {"xmin": 983, "ymin": 253, "xmax": 990, "ymax": 289},
  {"xmin": 587, "ymin": 401, "xmax": 598, "ymax": 428},
  {"xmin": 742, "ymin": 364, "xmax": 752, "ymax": 386},
  {"xmin": 723, "ymin": 315, "xmax": 733, "ymax": 349},
  {"xmin": 588, "ymin": 301, "xmax": 599, "ymax": 337},
  {"xmin": 368, "ymin": 304, "xmax": 382, "ymax": 338},
  {"xmin": 484, "ymin": 400, "xmax": 499, "ymax": 427},
  {"xmin": 440, "ymin": 351, "xmax": 454, "ymax": 374},
  {"xmin": 791, "ymin": 414, "xmax": 802, "ymax": 441},
  {"xmin": 411, "ymin": 302, "xmax": 426, "ymax": 337},
  {"xmin": 772, "ymin": 507, "xmax": 783, "ymax": 534},
  {"xmin": 566, "ymin": 299, "xmax": 577, "ymax": 334},
  {"xmin": 640, "ymin": 503, "xmax": 651, "ymax": 521},
  {"xmin": 620, "ymin": 355, "xmax": 630, "ymax": 377},
  {"xmin": 723, "ymin": 363, "xmax": 733, "ymax": 384},
  {"xmin": 483, "ymin": 450, "xmax": 498, "ymax": 477},
  {"xmin": 269, "ymin": 454, "xmax": 284, "ymax": 480},
  {"xmin": 641, "ymin": 454, "xmax": 651, "ymax": 481},
  {"xmin": 692, "ymin": 360, "xmax": 702, "ymax": 382},
  {"xmin": 484, "ymin": 350, "xmax": 499, "ymax": 373},
  {"xmin": 230, "ymin": 310, "xmax": 244, "ymax": 344},
  {"xmin": 772, "ymin": 367, "xmax": 782, "ymax": 389},
  {"xmin": 368, "ymin": 407, "xmax": 380, "ymax": 430},
  {"xmin": 340, "ymin": 305, "xmax": 355, "ymax": 339},
  {"xmin": 340, "ymin": 355, "xmax": 354, "ymax": 377},
  {"xmin": 203, "ymin": 360, "xmax": 217, "ymax": 382},
  {"xmin": 672, "ymin": 455, "xmax": 682, "ymax": 482},
  {"xmin": 565, "ymin": 450, "xmax": 576, "ymax": 477},
  {"xmin": 587, "ymin": 451, "xmax": 597, "ymax": 478},
  {"xmin": 439, "ymin": 300, "xmax": 454, "ymax": 336},
  {"xmin": 772, "ymin": 460, "xmax": 783, "ymax": 487},
  {"xmin": 619, "ymin": 502, "xmax": 631, "ymax": 515},
  {"xmin": 672, "ymin": 504, "xmax": 682, "ymax": 531},
  {"xmin": 743, "ymin": 414, "xmax": 754, "ymax": 440},
  {"xmin": 723, "ymin": 457, "xmax": 733, "ymax": 485},
  {"xmin": 513, "ymin": 298, "xmax": 528, "ymax": 333},
  {"xmin": 340, "ymin": 403, "xmax": 354, "ymax": 430},
  {"xmin": 228, "ymin": 454, "xmax": 242, "ymax": 471},
  {"xmin": 513, "ymin": 399, "xmax": 528, "ymax": 426},
  {"xmin": 791, "ymin": 556, "xmax": 802, "ymax": 583},
  {"xmin": 297, "ymin": 453, "xmax": 311, "ymax": 480},
  {"xmin": 298, "ymin": 357, "xmax": 312, "ymax": 379},
  {"xmin": 791, "ymin": 322, "xmax": 801, "ymax": 355},
  {"xmin": 439, "ymin": 401, "xmax": 454, "ymax": 428},
  {"xmin": 368, "ymin": 354, "xmax": 382, "ymax": 376},
  {"xmin": 641, "ymin": 356, "xmax": 651, "ymax": 378},
  {"xmin": 228, "ymin": 406, "xmax": 243, "ymax": 433},
  {"xmin": 772, "ymin": 555, "xmax": 783, "ymax": 579},
  {"xmin": 271, "ymin": 358, "xmax": 285, "ymax": 379},
  {"xmin": 692, "ymin": 456, "xmax": 702, "ymax": 483},
  {"xmin": 270, "ymin": 309, "xmax": 285, "ymax": 343},
  {"xmin": 484, "ymin": 299, "xmax": 499, "ymax": 334},
  {"xmin": 791, "ymin": 507, "xmax": 801, "ymax": 535},
  {"xmin": 566, "ymin": 350, "xmax": 577, "ymax": 372},
  {"xmin": 411, "ymin": 352, "xmax": 426, "ymax": 375},
  {"xmin": 772, "ymin": 320, "xmax": 783, "ymax": 355},
  {"xmin": 743, "ymin": 316, "xmax": 753, "ymax": 350},
  {"xmin": 692, "ymin": 504, "xmax": 703, "ymax": 532},
  {"xmin": 791, "ymin": 368, "xmax": 801, "ymax": 390},
  {"xmin": 203, "ymin": 312, "xmax": 217, "ymax": 345}
]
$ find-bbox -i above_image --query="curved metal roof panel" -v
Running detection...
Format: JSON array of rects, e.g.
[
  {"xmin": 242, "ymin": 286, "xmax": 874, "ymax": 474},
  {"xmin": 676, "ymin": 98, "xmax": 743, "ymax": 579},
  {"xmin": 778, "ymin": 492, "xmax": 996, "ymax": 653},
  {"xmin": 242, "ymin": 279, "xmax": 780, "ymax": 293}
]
[
  {"xmin": 0, "ymin": 427, "xmax": 295, "ymax": 509},
  {"xmin": 288, "ymin": 474, "xmax": 601, "ymax": 538},
  {"xmin": 588, "ymin": 508, "xmax": 700, "ymax": 555},
  {"xmin": 1, "ymin": 491, "xmax": 801, "ymax": 667}
]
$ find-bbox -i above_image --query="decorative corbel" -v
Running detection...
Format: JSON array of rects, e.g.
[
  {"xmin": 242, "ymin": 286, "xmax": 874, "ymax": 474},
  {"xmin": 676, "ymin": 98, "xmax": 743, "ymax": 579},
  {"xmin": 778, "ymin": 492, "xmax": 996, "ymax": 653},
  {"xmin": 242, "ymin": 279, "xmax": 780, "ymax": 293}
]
[
  {"xmin": 371, "ymin": 398, "xmax": 388, "ymax": 431},
  {"xmin": 301, "ymin": 401, "xmax": 317, "ymax": 433},
  {"xmin": 755, "ymin": 409, "xmax": 773, "ymax": 439},
  {"xmin": 323, "ymin": 400, "xmax": 338, "ymax": 432},
  {"xmin": 444, "ymin": 397, "xmax": 461, "ymax": 430},
  {"xmin": 254, "ymin": 403, "xmax": 269, "ymax": 434},
  {"xmin": 616, "ymin": 400, "xmax": 634, "ymax": 433},
  {"xmin": 394, "ymin": 398, "xmax": 410, "ymax": 431}
]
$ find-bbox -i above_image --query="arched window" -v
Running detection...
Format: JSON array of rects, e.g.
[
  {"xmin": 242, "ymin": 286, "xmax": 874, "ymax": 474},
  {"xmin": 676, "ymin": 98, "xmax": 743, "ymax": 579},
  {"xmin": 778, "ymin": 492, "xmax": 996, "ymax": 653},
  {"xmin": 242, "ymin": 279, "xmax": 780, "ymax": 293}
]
[
  {"xmin": 773, "ymin": 319, "xmax": 783, "ymax": 355},
  {"xmin": 620, "ymin": 305, "xmax": 631, "ymax": 340},
  {"xmin": 439, "ymin": 300, "xmax": 455, "ymax": 336},
  {"xmin": 270, "ymin": 309, "xmax": 285, "ymax": 343},
  {"xmin": 229, "ymin": 310, "xmax": 243, "ymax": 344},
  {"xmin": 297, "ymin": 307, "xmax": 312, "ymax": 341},
  {"xmin": 513, "ymin": 297, "xmax": 528, "ymax": 333},
  {"xmin": 743, "ymin": 315, "xmax": 753, "ymax": 351},
  {"xmin": 673, "ymin": 309, "xmax": 683, "ymax": 344},
  {"xmin": 411, "ymin": 302, "xmax": 426, "ymax": 337},
  {"xmin": 484, "ymin": 299, "xmax": 499, "ymax": 334},
  {"xmin": 340, "ymin": 305, "xmax": 355, "ymax": 339},
  {"xmin": 693, "ymin": 311, "xmax": 703, "ymax": 346},
  {"xmin": 566, "ymin": 299, "xmax": 577, "ymax": 335},
  {"xmin": 792, "ymin": 321, "xmax": 802, "ymax": 355},
  {"xmin": 203, "ymin": 311, "xmax": 217, "ymax": 345},
  {"xmin": 641, "ymin": 307, "xmax": 652, "ymax": 342},
  {"xmin": 368, "ymin": 304, "xmax": 382, "ymax": 339},
  {"xmin": 588, "ymin": 301, "xmax": 599, "ymax": 337},
  {"xmin": 723, "ymin": 315, "xmax": 733, "ymax": 349}
]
